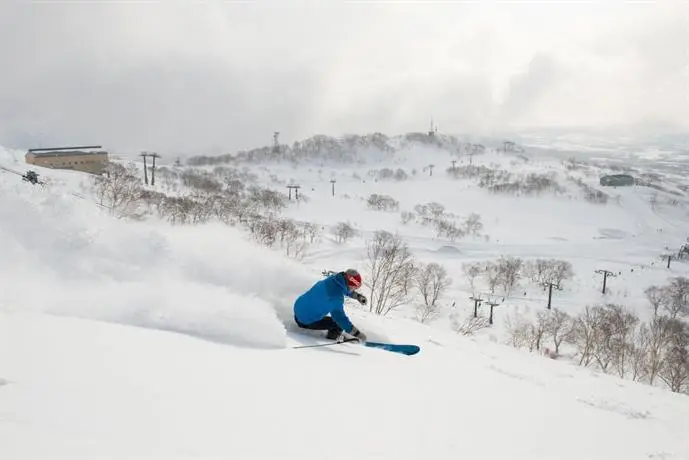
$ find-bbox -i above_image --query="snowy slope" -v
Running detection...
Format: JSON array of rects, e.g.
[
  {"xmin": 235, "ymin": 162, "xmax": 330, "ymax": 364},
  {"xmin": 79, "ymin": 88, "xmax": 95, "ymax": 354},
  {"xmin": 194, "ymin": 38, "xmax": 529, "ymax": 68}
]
[
  {"xmin": 2, "ymin": 311, "xmax": 689, "ymax": 460},
  {"xmin": 2, "ymin": 138, "xmax": 689, "ymax": 459}
]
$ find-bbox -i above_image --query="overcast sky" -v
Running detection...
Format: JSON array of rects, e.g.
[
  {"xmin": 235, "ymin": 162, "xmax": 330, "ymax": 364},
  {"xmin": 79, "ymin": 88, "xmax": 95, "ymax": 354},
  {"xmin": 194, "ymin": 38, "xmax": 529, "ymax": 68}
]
[{"xmin": 0, "ymin": 1, "xmax": 687, "ymax": 155}]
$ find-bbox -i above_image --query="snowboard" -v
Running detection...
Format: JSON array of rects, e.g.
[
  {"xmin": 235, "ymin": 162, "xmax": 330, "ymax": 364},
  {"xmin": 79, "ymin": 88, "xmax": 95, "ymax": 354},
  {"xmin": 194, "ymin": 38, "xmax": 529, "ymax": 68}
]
[
  {"xmin": 292, "ymin": 336, "xmax": 420, "ymax": 356},
  {"xmin": 363, "ymin": 341, "xmax": 420, "ymax": 356}
]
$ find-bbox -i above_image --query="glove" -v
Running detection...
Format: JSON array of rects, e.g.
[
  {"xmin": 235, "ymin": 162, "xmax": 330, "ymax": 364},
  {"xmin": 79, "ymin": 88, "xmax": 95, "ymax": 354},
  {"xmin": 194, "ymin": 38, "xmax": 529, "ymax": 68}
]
[
  {"xmin": 350, "ymin": 326, "xmax": 367, "ymax": 343},
  {"xmin": 352, "ymin": 292, "xmax": 367, "ymax": 306}
]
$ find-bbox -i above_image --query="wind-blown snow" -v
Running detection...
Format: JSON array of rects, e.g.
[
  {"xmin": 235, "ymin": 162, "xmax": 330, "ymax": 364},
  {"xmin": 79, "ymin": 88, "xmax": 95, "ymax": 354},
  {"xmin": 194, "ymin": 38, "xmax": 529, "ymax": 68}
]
[{"xmin": 0, "ymin": 164, "xmax": 313, "ymax": 349}]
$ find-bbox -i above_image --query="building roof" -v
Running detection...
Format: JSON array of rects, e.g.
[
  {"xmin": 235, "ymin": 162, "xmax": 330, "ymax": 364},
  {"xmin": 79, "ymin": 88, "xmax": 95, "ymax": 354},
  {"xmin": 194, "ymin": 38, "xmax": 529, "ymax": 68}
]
[{"xmin": 27, "ymin": 146, "xmax": 107, "ymax": 158}]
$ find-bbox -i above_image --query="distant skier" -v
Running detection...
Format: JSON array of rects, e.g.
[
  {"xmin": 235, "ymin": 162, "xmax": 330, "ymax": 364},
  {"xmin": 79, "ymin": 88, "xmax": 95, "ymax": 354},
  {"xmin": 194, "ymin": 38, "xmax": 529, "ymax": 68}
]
[{"xmin": 294, "ymin": 269, "xmax": 368, "ymax": 342}]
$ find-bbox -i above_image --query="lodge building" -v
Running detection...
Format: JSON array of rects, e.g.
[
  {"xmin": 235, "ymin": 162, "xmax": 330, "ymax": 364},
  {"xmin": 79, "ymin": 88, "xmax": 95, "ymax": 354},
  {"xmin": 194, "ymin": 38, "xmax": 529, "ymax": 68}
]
[{"xmin": 25, "ymin": 145, "xmax": 109, "ymax": 175}]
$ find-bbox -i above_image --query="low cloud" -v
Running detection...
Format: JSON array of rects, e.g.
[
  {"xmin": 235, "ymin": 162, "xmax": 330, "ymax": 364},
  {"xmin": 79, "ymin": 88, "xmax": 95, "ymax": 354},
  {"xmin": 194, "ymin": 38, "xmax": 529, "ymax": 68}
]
[{"xmin": 0, "ymin": 1, "xmax": 686, "ymax": 154}]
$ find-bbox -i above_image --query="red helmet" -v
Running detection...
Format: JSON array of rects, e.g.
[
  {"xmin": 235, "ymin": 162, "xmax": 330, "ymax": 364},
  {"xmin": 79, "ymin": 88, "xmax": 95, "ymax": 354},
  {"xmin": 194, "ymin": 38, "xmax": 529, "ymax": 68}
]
[{"xmin": 344, "ymin": 269, "xmax": 362, "ymax": 290}]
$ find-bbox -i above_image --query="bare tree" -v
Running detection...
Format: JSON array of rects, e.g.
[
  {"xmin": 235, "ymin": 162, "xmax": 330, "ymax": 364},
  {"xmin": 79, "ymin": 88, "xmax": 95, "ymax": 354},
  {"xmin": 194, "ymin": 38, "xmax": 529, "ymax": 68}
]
[
  {"xmin": 180, "ymin": 169, "xmax": 223, "ymax": 194},
  {"xmin": 332, "ymin": 222, "xmax": 356, "ymax": 244},
  {"xmin": 544, "ymin": 309, "xmax": 573, "ymax": 354},
  {"xmin": 644, "ymin": 279, "xmax": 689, "ymax": 385},
  {"xmin": 645, "ymin": 315, "xmax": 672, "ymax": 385},
  {"xmin": 500, "ymin": 278, "xmax": 689, "ymax": 393},
  {"xmin": 367, "ymin": 194, "xmax": 399, "ymax": 211},
  {"xmin": 158, "ymin": 167, "xmax": 179, "ymax": 191},
  {"xmin": 365, "ymin": 231, "xmax": 416, "ymax": 315},
  {"xmin": 462, "ymin": 262, "xmax": 483, "ymax": 294},
  {"xmin": 571, "ymin": 305, "xmax": 601, "ymax": 366},
  {"xmin": 425, "ymin": 202, "xmax": 445, "ymax": 219},
  {"xmin": 434, "ymin": 219, "xmax": 464, "ymax": 242},
  {"xmin": 414, "ymin": 204, "xmax": 434, "ymax": 226},
  {"xmin": 504, "ymin": 309, "xmax": 573, "ymax": 356},
  {"xmin": 247, "ymin": 186, "xmax": 287, "ymax": 215},
  {"xmin": 451, "ymin": 313, "xmax": 490, "ymax": 336},
  {"xmin": 159, "ymin": 196, "xmax": 195, "ymax": 224},
  {"xmin": 463, "ymin": 213, "xmax": 483, "ymax": 235},
  {"xmin": 299, "ymin": 222, "xmax": 321, "ymax": 244},
  {"xmin": 485, "ymin": 262, "xmax": 500, "ymax": 294},
  {"xmin": 497, "ymin": 256, "xmax": 523, "ymax": 297},
  {"xmin": 628, "ymin": 324, "xmax": 650, "ymax": 382},
  {"xmin": 523, "ymin": 259, "xmax": 573, "ymax": 289},
  {"xmin": 658, "ymin": 319, "xmax": 689, "ymax": 393},
  {"xmin": 663, "ymin": 277, "xmax": 689, "ymax": 319},
  {"xmin": 530, "ymin": 311, "xmax": 550, "ymax": 352},
  {"xmin": 523, "ymin": 259, "xmax": 546, "ymax": 284},
  {"xmin": 643, "ymin": 285, "xmax": 672, "ymax": 384},
  {"xmin": 212, "ymin": 191, "xmax": 242, "ymax": 225},
  {"xmin": 192, "ymin": 194, "xmax": 218, "ymax": 224},
  {"xmin": 645, "ymin": 285, "xmax": 664, "ymax": 317},
  {"xmin": 589, "ymin": 305, "xmax": 616, "ymax": 372},
  {"xmin": 275, "ymin": 218, "xmax": 308, "ymax": 259},
  {"xmin": 414, "ymin": 262, "xmax": 451, "ymax": 323},
  {"xmin": 571, "ymin": 303, "xmax": 639, "ymax": 375},
  {"xmin": 545, "ymin": 260, "xmax": 574, "ymax": 289},
  {"xmin": 92, "ymin": 162, "xmax": 144, "ymax": 218},
  {"xmin": 394, "ymin": 168, "xmax": 408, "ymax": 181},
  {"xmin": 603, "ymin": 304, "xmax": 640, "ymax": 379},
  {"xmin": 504, "ymin": 313, "xmax": 534, "ymax": 350},
  {"xmin": 247, "ymin": 215, "xmax": 280, "ymax": 247},
  {"xmin": 400, "ymin": 211, "xmax": 415, "ymax": 224}
]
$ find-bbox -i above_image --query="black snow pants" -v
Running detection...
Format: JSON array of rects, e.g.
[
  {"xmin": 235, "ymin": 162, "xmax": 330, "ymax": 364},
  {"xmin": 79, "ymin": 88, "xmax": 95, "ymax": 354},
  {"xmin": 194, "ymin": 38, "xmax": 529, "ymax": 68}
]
[{"xmin": 295, "ymin": 315, "xmax": 342, "ymax": 338}]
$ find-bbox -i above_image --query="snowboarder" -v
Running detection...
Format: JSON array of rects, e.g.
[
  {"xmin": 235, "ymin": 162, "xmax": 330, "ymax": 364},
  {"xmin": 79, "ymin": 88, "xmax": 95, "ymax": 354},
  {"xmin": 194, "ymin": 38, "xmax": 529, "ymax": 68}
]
[{"xmin": 294, "ymin": 269, "xmax": 368, "ymax": 342}]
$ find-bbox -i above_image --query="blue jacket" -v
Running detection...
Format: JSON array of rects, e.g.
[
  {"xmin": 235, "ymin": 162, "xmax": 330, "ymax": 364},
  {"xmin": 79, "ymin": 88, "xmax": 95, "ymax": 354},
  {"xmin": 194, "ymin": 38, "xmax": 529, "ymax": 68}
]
[{"xmin": 294, "ymin": 273, "xmax": 356, "ymax": 333}]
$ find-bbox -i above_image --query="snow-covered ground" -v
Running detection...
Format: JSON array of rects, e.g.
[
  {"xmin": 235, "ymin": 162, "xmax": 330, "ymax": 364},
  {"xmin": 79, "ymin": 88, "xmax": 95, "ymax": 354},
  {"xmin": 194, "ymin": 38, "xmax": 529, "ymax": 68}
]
[
  {"xmin": 1, "ymin": 136, "xmax": 689, "ymax": 459},
  {"xmin": 3, "ymin": 311, "xmax": 689, "ymax": 459}
]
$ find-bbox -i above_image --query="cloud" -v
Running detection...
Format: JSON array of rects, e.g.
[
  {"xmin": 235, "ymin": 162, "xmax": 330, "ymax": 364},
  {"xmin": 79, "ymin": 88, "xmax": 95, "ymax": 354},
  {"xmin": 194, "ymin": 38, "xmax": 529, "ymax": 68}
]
[
  {"xmin": 498, "ymin": 53, "xmax": 559, "ymax": 123},
  {"xmin": 0, "ymin": 1, "xmax": 686, "ymax": 154}
]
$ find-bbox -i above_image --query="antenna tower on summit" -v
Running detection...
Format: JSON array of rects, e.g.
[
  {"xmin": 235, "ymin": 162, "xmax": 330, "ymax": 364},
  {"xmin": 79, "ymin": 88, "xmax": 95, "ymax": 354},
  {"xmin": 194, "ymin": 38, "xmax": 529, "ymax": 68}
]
[
  {"xmin": 273, "ymin": 132, "xmax": 280, "ymax": 154},
  {"xmin": 428, "ymin": 118, "xmax": 437, "ymax": 137}
]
